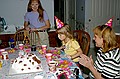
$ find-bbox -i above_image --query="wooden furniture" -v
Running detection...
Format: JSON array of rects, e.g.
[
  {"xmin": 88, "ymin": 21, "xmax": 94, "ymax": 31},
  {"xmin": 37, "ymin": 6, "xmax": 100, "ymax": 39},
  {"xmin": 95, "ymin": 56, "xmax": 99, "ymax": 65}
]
[
  {"xmin": 0, "ymin": 33, "xmax": 14, "ymax": 48},
  {"xmin": 116, "ymin": 35, "xmax": 120, "ymax": 48},
  {"xmin": 14, "ymin": 28, "xmax": 40, "ymax": 46},
  {"xmin": 73, "ymin": 30, "xmax": 90, "ymax": 55},
  {"xmin": 15, "ymin": 30, "xmax": 62, "ymax": 47},
  {"xmin": 48, "ymin": 31, "xmax": 61, "ymax": 47},
  {"xmin": 14, "ymin": 29, "xmax": 24, "ymax": 45},
  {"xmin": 0, "ymin": 30, "xmax": 61, "ymax": 48}
]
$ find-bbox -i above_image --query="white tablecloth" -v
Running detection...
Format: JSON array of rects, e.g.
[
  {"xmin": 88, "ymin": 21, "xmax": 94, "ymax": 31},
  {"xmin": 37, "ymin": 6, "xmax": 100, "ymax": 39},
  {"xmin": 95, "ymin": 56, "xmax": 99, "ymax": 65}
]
[{"xmin": 0, "ymin": 50, "xmax": 83, "ymax": 79}]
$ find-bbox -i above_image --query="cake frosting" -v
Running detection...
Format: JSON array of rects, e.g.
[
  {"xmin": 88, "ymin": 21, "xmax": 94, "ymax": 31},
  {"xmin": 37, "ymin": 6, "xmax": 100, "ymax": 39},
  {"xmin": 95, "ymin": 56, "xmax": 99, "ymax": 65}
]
[{"xmin": 11, "ymin": 53, "xmax": 42, "ymax": 73}]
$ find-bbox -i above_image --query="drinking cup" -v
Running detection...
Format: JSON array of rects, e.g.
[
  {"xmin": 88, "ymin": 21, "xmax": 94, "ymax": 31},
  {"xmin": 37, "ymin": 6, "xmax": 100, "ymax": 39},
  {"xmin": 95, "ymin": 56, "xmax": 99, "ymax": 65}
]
[
  {"xmin": 19, "ymin": 44, "xmax": 24, "ymax": 50},
  {"xmin": 31, "ymin": 45, "xmax": 36, "ymax": 51},
  {"xmin": 2, "ymin": 51, "xmax": 9, "ymax": 60},
  {"xmin": 0, "ymin": 49, "xmax": 5, "ymax": 56},
  {"xmin": 48, "ymin": 61, "xmax": 58, "ymax": 72},
  {"xmin": 45, "ymin": 53, "xmax": 52, "ymax": 62},
  {"xmin": 24, "ymin": 48, "xmax": 31, "ymax": 53},
  {"xmin": 41, "ymin": 45, "xmax": 47, "ymax": 54}
]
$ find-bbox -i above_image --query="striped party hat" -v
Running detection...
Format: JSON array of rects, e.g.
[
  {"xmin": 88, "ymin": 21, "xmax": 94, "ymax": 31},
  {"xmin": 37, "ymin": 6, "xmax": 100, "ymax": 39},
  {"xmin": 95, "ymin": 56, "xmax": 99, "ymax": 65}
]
[{"xmin": 105, "ymin": 18, "xmax": 113, "ymax": 28}]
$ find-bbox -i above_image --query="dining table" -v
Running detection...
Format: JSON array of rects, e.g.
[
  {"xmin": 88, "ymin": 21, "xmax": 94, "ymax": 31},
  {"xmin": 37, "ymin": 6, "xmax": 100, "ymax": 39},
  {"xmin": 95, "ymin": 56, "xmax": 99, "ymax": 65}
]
[{"xmin": 0, "ymin": 46, "xmax": 84, "ymax": 79}]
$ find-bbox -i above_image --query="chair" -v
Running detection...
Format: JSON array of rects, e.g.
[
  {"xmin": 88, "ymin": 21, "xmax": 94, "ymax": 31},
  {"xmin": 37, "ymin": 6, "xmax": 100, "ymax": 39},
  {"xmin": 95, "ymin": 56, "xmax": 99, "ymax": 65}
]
[
  {"xmin": 116, "ymin": 35, "xmax": 120, "ymax": 48},
  {"xmin": 73, "ymin": 30, "xmax": 90, "ymax": 55},
  {"xmin": 14, "ymin": 28, "xmax": 40, "ymax": 46}
]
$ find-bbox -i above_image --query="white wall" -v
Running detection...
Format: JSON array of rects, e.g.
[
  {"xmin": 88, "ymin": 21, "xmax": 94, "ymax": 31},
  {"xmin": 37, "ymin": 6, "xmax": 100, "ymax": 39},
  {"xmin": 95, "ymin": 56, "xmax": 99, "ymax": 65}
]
[
  {"xmin": 0, "ymin": 0, "xmax": 54, "ymax": 27},
  {"xmin": 41, "ymin": 0, "xmax": 54, "ymax": 28}
]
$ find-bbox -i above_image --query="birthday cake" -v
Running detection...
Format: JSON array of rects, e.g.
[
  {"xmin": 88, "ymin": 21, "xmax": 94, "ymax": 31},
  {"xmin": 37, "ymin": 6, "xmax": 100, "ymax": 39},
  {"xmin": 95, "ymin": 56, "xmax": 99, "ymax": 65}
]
[{"xmin": 11, "ymin": 53, "xmax": 42, "ymax": 74}]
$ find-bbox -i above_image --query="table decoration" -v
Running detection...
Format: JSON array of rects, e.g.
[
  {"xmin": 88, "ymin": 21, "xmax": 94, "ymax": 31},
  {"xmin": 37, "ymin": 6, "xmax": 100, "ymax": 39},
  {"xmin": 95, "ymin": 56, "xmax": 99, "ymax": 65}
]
[
  {"xmin": 6, "ymin": 48, "xmax": 15, "ymax": 53},
  {"xmin": 50, "ymin": 49, "xmax": 61, "ymax": 60},
  {"xmin": 38, "ymin": 49, "xmax": 44, "ymax": 54}
]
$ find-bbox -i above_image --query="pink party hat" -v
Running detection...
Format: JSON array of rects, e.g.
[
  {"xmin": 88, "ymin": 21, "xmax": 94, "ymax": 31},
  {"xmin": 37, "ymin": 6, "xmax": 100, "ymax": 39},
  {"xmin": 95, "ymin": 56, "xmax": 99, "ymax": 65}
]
[
  {"xmin": 105, "ymin": 18, "xmax": 113, "ymax": 27},
  {"xmin": 54, "ymin": 16, "xmax": 64, "ymax": 28}
]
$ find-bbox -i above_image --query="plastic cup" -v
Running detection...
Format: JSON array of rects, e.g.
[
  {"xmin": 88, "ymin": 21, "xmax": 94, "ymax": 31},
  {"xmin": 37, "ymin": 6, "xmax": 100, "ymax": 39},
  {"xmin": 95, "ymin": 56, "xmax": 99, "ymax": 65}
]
[
  {"xmin": 41, "ymin": 45, "xmax": 47, "ymax": 54},
  {"xmin": 2, "ymin": 51, "xmax": 9, "ymax": 60},
  {"xmin": 48, "ymin": 61, "xmax": 58, "ymax": 72},
  {"xmin": 45, "ymin": 53, "xmax": 52, "ymax": 62},
  {"xmin": 24, "ymin": 48, "xmax": 31, "ymax": 53},
  {"xmin": 48, "ymin": 61, "xmax": 58, "ymax": 67},
  {"xmin": 19, "ymin": 44, "xmax": 24, "ymax": 50},
  {"xmin": 0, "ymin": 49, "xmax": 5, "ymax": 56},
  {"xmin": 31, "ymin": 45, "xmax": 36, "ymax": 51}
]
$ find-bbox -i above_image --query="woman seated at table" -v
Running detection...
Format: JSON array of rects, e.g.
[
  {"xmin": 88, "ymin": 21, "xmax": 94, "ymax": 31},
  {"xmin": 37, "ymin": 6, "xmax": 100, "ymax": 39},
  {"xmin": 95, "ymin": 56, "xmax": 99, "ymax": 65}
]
[
  {"xmin": 55, "ymin": 24, "xmax": 83, "ymax": 67},
  {"xmin": 79, "ymin": 25, "xmax": 120, "ymax": 79}
]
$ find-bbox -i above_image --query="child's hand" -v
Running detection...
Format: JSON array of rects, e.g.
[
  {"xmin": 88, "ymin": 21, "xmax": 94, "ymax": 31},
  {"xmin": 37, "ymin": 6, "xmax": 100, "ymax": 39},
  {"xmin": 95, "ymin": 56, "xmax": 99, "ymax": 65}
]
[
  {"xmin": 61, "ymin": 45, "xmax": 66, "ymax": 49},
  {"xmin": 54, "ymin": 47, "xmax": 60, "ymax": 50},
  {"xmin": 25, "ymin": 27, "xmax": 30, "ymax": 31},
  {"xmin": 55, "ymin": 45, "xmax": 66, "ymax": 50},
  {"xmin": 30, "ymin": 28, "xmax": 36, "ymax": 32}
]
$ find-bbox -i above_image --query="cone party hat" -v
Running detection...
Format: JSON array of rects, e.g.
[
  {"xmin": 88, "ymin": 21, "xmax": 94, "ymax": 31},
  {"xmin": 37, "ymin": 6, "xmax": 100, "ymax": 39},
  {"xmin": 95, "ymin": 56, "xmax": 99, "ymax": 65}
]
[
  {"xmin": 105, "ymin": 18, "xmax": 113, "ymax": 28},
  {"xmin": 54, "ymin": 16, "xmax": 64, "ymax": 28}
]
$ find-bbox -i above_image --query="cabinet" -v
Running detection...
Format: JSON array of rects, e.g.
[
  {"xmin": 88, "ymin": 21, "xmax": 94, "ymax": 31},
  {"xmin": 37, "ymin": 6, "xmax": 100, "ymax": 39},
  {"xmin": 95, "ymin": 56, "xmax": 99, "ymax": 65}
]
[
  {"xmin": 0, "ymin": 34, "xmax": 14, "ymax": 48},
  {"xmin": 48, "ymin": 31, "xmax": 61, "ymax": 47}
]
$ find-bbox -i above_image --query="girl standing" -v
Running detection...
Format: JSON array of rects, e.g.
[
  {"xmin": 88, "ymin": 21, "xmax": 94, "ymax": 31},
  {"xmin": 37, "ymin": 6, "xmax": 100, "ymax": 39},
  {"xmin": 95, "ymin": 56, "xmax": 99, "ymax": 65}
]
[{"xmin": 24, "ymin": 0, "xmax": 50, "ymax": 46}]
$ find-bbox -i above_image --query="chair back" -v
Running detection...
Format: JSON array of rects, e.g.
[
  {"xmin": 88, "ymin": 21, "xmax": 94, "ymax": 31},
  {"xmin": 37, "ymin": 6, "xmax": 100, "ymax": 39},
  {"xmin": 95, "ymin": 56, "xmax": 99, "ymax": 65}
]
[
  {"xmin": 116, "ymin": 35, "xmax": 120, "ymax": 48},
  {"xmin": 14, "ymin": 28, "xmax": 40, "ymax": 46},
  {"xmin": 73, "ymin": 30, "xmax": 90, "ymax": 55}
]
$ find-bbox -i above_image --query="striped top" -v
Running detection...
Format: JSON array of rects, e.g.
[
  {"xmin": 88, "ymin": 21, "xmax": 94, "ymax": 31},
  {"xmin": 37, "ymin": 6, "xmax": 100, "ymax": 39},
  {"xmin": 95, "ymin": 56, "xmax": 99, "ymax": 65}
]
[{"xmin": 93, "ymin": 48, "xmax": 120, "ymax": 78}]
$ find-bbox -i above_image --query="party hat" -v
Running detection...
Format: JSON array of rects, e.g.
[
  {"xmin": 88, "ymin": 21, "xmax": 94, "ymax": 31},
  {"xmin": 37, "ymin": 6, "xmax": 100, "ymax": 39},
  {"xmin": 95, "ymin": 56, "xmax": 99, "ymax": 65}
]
[
  {"xmin": 54, "ymin": 16, "xmax": 64, "ymax": 28},
  {"xmin": 105, "ymin": 18, "xmax": 113, "ymax": 27}
]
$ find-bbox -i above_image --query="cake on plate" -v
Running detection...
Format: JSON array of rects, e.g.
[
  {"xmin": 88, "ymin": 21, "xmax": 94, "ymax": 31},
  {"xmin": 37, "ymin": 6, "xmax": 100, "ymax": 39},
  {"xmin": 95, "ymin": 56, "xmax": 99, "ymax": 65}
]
[{"xmin": 11, "ymin": 53, "xmax": 42, "ymax": 74}]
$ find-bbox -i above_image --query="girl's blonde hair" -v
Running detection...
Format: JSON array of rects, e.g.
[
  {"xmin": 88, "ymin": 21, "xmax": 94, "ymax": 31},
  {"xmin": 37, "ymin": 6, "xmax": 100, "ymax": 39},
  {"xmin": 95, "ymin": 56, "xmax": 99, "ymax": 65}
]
[
  {"xmin": 56, "ymin": 24, "xmax": 73, "ymax": 39},
  {"xmin": 27, "ymin": 0, "xmax": 44, "ymax": 22},
  {"xmin": 93, "ymin": 25, "xmax": 118, "ymax": 52}
]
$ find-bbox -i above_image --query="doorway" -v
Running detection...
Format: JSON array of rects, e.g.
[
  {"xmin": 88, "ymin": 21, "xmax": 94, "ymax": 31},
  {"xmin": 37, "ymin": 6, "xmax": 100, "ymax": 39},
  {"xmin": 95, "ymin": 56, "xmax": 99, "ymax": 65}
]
[
  {"xmin": 54, "ymin": 0, "xmax": 76, "ymax": 30},
  {"xmin": 54, "ymin": 0, "xmax": 64, "ymax": 23}
]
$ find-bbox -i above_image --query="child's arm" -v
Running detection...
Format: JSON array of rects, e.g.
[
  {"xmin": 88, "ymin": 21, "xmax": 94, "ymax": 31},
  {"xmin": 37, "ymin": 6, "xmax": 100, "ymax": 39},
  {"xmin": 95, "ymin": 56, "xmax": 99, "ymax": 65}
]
[
  {"xmin": 67, "ymin": 48, "xmax": 83, "ymax": 60},
  {"xmin": 55, "ymin": 45, "xmax": 66, "ymax": 50}
]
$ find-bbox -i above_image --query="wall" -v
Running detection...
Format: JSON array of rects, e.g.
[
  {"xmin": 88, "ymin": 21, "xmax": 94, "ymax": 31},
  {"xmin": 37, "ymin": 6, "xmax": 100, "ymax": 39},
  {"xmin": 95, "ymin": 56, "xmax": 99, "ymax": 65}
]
[
  {"xmin": 76, "ymin": 0, "xmax": 85, "ymax": 24},
  {"xmin": 0, "ymin": 0, "xmax": 54, "ymax": 28}
]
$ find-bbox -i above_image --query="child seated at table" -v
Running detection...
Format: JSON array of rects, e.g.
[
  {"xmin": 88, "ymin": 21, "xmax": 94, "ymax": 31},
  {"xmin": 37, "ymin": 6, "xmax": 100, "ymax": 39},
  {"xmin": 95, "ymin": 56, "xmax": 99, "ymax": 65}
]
[{"xmin": 55, "ymin": 24, "xmax": 83, "ymax": 67}]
